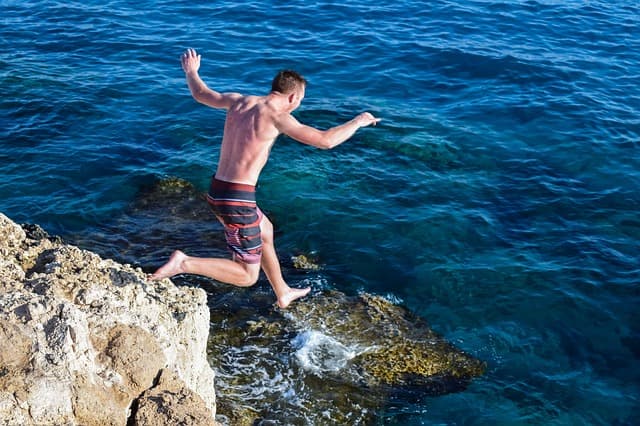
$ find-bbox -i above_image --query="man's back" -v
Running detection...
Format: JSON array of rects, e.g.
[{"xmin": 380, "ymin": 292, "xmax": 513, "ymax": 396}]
[{"xmin": 215, "ymin": 95, "xmax": 281, "ymax": 186}]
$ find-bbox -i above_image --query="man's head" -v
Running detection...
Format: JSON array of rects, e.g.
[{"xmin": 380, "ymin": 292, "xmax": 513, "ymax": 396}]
[
  {"xmin": 271, "ymin": 70, "xmax": 306, "ymax": 94},
  {"xmin": 271, "ymin": 70, "xmax": 306, "ymax": 111}
]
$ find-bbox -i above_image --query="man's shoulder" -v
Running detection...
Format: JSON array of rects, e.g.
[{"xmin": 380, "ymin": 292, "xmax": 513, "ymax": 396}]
[
  {"xmin": 232, "ymin": 94, "xmax": 270, "ymax": 108},
  {"xmin": 225, "ymin": 92, "xmax": 245, "ymax": 102}
]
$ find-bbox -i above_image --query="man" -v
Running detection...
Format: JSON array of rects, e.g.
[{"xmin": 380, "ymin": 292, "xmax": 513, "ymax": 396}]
[{"xmin": 151, "ymin": 48, "xmax": 380, "ymax": 308}]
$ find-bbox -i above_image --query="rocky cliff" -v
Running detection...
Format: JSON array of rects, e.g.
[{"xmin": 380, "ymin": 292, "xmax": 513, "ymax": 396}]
[{"xmin": 0, "ymin": 213, "xmax": 217, "ymax": 425}]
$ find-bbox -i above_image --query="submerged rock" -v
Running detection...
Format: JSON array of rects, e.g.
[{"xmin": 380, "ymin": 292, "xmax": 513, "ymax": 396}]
[
  {"xmin": 0, "ymin": 212, "xmax": 217, "ymax": 425},
  {"xmin": 291, "ymin": 254, "xmax": 321, "ymax": 270},
  {"xmin": 66, "ymin": 176, "xmax": 228, "ymax": 270},
  {"xmin": 207, "ymin": 288, "xmax": 485, "ymax": 424},
  {"xmin": 287, "ymin": 291, "xmax": 485, "ymax": 390},
  {"xmin": 133, "ymin": 176, "xmax": 210, "ymax": 219}
]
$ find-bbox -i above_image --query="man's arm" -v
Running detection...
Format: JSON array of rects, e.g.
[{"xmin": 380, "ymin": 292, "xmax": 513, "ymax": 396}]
[
  {"xmin": 275, "ymin": 112, "xmax": 380, "ymax": 150},
  {"xmin": 181, "ymin": 48, "xmax": 240, "ymax": 109}
]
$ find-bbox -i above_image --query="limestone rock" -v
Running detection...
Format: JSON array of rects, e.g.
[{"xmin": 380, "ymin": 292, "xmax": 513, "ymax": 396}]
[
  {"xmin": 0, "ymin": 212, "xmax": 216, "ymax": 425},
  {"xmin": 134, "ymin": 369, "xmax": 217, "ymax": 426}
]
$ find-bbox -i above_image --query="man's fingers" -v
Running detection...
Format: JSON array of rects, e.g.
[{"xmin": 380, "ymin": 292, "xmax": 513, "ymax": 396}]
[{"xmin": 182, "ymin": 48, "xmax": 198, "ymax": 58}]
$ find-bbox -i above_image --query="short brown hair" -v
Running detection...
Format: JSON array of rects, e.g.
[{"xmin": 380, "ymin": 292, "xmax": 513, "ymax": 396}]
[{"xmin": 271, "ymin": 70, "xmax": 306, "ymax": 94}]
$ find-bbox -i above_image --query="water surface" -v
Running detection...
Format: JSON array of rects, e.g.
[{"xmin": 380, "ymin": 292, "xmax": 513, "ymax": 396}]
[{"xmin": 2, "ymin": 0, "xmax": 639, "ymax": 424}]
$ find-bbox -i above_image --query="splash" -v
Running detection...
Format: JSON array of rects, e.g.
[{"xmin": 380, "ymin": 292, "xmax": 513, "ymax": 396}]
[{"xmin": 292, "ymin": 330, "xmax": 359, "ymax": 375}]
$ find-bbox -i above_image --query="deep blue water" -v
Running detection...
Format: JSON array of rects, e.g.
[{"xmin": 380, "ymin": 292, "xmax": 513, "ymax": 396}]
[{"xmin": 2, "ymin": 0, "xmax": 639, "ymax": 424}]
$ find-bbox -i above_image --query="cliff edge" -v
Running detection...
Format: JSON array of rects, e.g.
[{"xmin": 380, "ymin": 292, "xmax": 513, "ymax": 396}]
[{"xmin": 0, "ymin": 213, "xmax": 217, "ymax": 425}]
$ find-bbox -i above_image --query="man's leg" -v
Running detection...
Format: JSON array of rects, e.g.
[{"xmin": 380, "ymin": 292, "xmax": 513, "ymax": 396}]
[
  {"xmin": 150, "ymin": 250, "xmax": 260, "ymax": 287},
  {"xmin": 259, "ymin": 214, "xmax": 310, "ymax": 308}
]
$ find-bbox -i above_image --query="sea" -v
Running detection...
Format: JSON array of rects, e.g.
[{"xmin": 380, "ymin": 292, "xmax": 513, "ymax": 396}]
[{"xmin": 2, "ymin": 0, "xmax": 639, "ymax": 424}]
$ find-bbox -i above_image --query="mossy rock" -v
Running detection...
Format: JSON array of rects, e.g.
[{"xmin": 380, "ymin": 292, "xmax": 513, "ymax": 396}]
[
  {"xmin": 133, "ymin": 176, "xmax": 209, "ymax": 217},
  {"xmin": 285, "ymin": 291, "xmax": 485, "ymax": 391},
  {"xmin": 291, "ymin": 254, "xmax": 321, "ymax": 271}
]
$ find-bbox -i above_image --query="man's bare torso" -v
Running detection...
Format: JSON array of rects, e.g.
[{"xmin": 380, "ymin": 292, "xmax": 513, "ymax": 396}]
[{"xmin": 214, "ymin": 95, "xmax": 281, "ymax": 186}]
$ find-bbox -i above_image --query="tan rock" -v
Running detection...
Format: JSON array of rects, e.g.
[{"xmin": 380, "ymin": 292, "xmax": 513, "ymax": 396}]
[
  {"xmin": 0, "ymin": 212, "xmax": 26, "ymax": 258},
  {"xmin": 0, "ymin": 212, "xmax": 217, "ymax": 425},
  {"xmin": 102, "ymin": 324, "xmax": 166, "ymax": 396},
  {"xmin": 134, "ymin": 369, "xmax": 218, "ymax": 426},
  {"xmin": 0, "ymin": 320, "xmax": 32, "ymax": 394},
  {"xmin": 72, "ymin": 374, "xmax": 129, "ymax": 426}
]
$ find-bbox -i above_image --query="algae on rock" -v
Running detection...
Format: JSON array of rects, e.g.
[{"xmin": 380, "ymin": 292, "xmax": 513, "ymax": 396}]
[
  {"xmin": 207, "ymin": 288, "xmax": 485, "ymax": 424},
  {"xmin": 286, "ymin": 291, "xmax": 486, "ymax": 389}
]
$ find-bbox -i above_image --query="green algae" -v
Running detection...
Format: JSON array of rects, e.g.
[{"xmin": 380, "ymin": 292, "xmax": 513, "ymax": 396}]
[
  {"xmin": 291, "ymin": 254, "xmax": 321, "ymax": 270},
  {"xmin": 286, "ymin": 291, "xmax": 486, "ymax": 389}
]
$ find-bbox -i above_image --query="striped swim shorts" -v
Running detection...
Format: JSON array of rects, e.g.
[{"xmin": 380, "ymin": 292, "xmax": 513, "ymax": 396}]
[{"xmin": 206, "ymin": 176, "xmax": 263, "ymax": 264}]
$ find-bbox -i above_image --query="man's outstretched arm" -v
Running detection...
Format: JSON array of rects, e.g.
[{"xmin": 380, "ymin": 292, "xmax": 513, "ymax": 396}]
[
  {"xmin": 276, "ymin": 112, "xmax": 380, "ymax": 150},
  {"xmin": 181, "ymin": 48, "xmax": 240, "ymax": 109}
]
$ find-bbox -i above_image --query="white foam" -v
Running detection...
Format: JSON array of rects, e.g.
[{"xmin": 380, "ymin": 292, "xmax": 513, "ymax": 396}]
[{"xmin": 292, "ymin": 330, "xmax": 357, "ymax": 375}]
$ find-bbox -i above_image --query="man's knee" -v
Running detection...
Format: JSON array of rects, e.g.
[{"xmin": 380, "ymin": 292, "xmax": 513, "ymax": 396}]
[
  {"xmin": 260, "ymin": 216, "xmax": 274, "ymax": 244},
  {"xmin": 238, "ymin": 263, "xmax": 260, "ymax": 286}
]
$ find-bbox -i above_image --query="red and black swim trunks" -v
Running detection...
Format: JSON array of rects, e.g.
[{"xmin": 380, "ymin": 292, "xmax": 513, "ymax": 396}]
[{"xmin": 206, "ymin": 176, "xmax": 263, "ymax": 264}]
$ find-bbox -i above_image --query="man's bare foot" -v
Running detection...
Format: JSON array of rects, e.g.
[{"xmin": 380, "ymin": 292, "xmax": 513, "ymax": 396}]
[
  {"xmin": 149, "ymin": 250, "xmax": 188, "ymax": 281},
  {"xmin": 277, "ymin": 286, "xmax": 311, "ymax": 309}
]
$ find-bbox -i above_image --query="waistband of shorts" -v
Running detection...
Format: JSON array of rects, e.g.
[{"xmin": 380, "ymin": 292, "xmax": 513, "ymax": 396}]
[{"xmin": 210, "ymin": 176, "xmax": 256, "ymax": 193}]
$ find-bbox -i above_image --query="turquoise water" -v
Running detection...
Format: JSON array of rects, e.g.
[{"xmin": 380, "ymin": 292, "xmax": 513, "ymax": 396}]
[{"xmin": 2, "ymin": 0, "xmax": 639, "ymax": 424}]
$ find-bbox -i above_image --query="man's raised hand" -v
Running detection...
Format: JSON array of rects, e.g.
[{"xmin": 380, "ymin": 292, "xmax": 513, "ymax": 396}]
[{"xmin": 181, "ymin": 48, "xmax": 201, "ymax": 74}]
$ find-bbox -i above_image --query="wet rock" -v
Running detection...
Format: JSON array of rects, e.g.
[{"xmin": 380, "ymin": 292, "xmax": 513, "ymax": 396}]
[
  {"xmin": 207, "ymin": 288, "xmax": 485, "ymax": 423},
  {"xmin": 286, "ymin": 291, "xmax": 486, "ymax": 391},
  {"xmin": 21, "ymin": 222, "xmax": 63, "ymax": 244},
  {"xmin": 291, "ymin": 253, "xmax": 321, "ymax": 270},
  {"xmin": 214, "ymin": 399, "xmax": 261, "ymax": 426},
  {"xmin": 0, "ymin": 212, "xmax": 216, "ymax": 425}
]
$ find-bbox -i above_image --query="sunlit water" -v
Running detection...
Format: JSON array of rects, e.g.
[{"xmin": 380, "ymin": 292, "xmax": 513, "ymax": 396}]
[{"xmin": 2, "ymin": 0, "xmax": 639, "ymax": 424}]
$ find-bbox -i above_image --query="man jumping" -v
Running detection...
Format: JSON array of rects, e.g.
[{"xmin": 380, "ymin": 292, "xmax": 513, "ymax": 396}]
[{"xmin": 150, "ymin": 48, "xmax": 380, "ymax": 308}]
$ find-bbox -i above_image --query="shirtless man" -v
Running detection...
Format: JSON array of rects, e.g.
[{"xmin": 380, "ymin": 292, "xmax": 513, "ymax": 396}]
[{"xmin": 150, "ymin": 48, "xmax": 380, "ymax": 308}]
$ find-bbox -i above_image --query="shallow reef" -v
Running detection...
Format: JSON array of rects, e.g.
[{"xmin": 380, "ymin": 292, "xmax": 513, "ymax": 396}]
[{"xmin": 206, "ymin": 287, "xmax": 485, "ymax": 424}]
